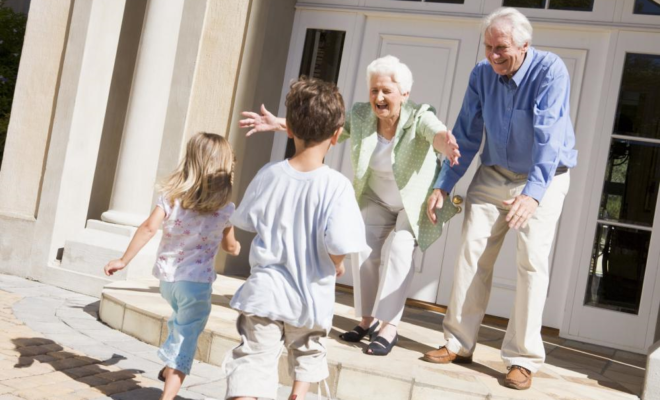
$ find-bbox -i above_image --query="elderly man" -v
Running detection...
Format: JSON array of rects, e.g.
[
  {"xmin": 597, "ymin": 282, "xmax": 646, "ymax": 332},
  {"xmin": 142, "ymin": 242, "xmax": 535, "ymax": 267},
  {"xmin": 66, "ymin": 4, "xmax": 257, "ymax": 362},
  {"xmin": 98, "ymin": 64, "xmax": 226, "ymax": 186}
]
[{"xmin": 422, "ymin": 7, "xmax": 577, "ymax": 391}]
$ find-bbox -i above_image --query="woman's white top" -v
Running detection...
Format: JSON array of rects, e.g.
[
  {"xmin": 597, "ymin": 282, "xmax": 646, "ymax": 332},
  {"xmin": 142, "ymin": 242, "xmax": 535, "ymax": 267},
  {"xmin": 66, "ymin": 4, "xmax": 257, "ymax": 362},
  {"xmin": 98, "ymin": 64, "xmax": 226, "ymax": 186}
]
[
  {"xmin": 153, "ymin": 194, "xmax": 235, "ymax": 283},
  {"xmin": 367, "ymin": 134, "xmax": 404, "ymax": 208}
]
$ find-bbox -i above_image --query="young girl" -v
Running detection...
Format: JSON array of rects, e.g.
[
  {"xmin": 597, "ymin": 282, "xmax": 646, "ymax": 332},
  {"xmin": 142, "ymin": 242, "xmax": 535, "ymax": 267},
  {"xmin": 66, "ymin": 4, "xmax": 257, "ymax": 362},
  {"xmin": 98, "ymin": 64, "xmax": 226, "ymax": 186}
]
[{"xmin": 103, "ymin": 132, "xmax": 240, "ymax": 400}]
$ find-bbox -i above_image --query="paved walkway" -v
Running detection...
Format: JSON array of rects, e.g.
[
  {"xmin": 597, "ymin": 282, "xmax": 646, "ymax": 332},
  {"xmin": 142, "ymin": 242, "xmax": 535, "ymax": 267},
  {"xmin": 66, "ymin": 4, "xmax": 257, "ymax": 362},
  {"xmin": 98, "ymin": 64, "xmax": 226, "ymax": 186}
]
[
  {"xmin": 0, "ymin": 274, "xmax": 308, "ymax": 400},
  {"xmin": 0, "ymin": 273, "xmax": 647, "ymax": 399}
]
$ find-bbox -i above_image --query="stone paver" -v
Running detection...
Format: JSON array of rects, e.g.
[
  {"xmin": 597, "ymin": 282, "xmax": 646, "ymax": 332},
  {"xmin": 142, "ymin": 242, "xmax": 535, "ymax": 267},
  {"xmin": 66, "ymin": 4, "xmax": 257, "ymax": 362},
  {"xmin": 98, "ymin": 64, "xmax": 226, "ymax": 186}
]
[
  {"xmin": 0, "ymin": 273, "xmax": 647, "ymax": 400},
  {"xmin": 0, "ymin": 276, "xmax": 219, "ymax": 399},
  {"xmin": 0, "ymin": 274, "xmax": 317, "ymax": 400}
]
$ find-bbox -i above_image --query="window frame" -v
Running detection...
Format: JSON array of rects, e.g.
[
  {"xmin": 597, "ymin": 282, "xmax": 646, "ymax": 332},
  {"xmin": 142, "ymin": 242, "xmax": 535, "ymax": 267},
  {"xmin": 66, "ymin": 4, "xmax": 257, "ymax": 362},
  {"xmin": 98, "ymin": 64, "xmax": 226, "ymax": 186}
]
[
  {"xmin": 363, "ymin": 0, "xmax": 483, "ymax": 14},
  {"xmin": 483, "ymin": 0, "xmax": 617, "ymax": 22},
  {"xmin": 621, "ymin": 0, "xmax": 660, "ymax": 24}
]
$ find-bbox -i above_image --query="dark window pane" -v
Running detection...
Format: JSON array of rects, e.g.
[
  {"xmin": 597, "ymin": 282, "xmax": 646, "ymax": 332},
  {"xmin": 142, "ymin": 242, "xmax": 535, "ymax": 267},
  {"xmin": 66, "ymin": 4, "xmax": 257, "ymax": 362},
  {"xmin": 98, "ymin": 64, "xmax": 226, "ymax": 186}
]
[
  {"xmin": 549, "ymin": 0, "xmax": 593, "ymax": 11},
  {"xmin": 584, "ymin": 224, "xmax": 649, "ymax": 314},
  {"xmin": 634, "ymin": 0, "xmax": 660, "ymax": 15},
  {"xmin": 502, "ymin": 0, "xmax": 545, "ymax": 8},
  {"xmin": 298, "ymin": 29, "xmax": 345, "ymax": 83},
  {"xmin": 598, "ymin": 139, "xmax": 660, "ymax": 227},
  {"xmin": 287, "ymin": 29, "xmax": 346, "ymax": 159},
  {"xmin": 426, "ymin": 0, "xmax": 465, "ymax": 3},
  {"xmin": 613, "ymin": 53, "xmax": 660, "ymax": 140}
]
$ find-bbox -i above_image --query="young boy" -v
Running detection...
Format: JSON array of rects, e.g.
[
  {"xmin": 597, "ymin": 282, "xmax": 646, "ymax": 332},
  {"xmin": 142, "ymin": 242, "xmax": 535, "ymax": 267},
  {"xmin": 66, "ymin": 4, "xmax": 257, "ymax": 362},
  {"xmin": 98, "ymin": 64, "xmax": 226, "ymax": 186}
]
[{"xmin": 225, "ymin": 77, "xmax": 370, "ymax": 400}]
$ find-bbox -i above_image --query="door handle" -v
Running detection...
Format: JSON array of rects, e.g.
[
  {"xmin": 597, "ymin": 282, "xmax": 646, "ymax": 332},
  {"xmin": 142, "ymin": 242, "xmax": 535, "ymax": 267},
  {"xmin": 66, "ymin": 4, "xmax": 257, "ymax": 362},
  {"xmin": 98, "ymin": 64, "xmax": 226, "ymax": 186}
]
[{"xmin": 452, "ymin": 195, "xmax": 463, "ymax": 214}]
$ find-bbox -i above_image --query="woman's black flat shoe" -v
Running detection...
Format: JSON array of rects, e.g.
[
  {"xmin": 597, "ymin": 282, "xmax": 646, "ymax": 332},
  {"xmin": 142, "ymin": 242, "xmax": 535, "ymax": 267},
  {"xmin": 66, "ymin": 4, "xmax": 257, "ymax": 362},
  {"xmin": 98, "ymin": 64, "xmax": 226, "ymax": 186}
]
[
  {"xmin": 365, "ymin": 334, "xmax": 398, "ymax": 356},
  {"xmin": 339, "ymin": 321, "xmax": 379, "ymax": 342}
]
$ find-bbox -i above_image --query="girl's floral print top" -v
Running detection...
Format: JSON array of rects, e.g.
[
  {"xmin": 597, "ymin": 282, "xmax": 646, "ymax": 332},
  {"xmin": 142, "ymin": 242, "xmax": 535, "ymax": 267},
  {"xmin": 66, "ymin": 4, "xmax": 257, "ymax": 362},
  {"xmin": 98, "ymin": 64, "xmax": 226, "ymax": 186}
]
[{"xmin": 152, "ymin": 194, "xmax": 235, "ymax": 283}]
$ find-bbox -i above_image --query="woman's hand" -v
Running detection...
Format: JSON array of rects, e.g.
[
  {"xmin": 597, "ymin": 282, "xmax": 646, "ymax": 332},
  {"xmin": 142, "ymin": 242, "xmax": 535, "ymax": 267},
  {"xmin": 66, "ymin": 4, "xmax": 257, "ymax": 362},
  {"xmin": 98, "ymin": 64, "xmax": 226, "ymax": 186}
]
[
  {"xmin": 239, "ymin": 104, "xmax": 287, "ymax": 136},
  {"xmin": 433, "ymin": 130, "xmax": 461, "ymax": 166},
  {"xmin": 104, "ymin": 259, "xmax": 126, "ymax": 276},
  {"xmin": 426, "ymin": 189, "xmax": 448, "ymax": 225}
]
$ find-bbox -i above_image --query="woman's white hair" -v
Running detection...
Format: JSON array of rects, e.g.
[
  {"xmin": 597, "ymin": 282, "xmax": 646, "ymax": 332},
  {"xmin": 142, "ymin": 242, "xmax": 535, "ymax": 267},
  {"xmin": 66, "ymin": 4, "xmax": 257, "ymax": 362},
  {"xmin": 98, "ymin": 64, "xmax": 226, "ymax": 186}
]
[
  {"xmin": 482, "ymin": 7, "xmax": 533, "ymax": 47},
  {"xmin": 366, "ymin": 55, "xmax": 414, "ymax": 95}
]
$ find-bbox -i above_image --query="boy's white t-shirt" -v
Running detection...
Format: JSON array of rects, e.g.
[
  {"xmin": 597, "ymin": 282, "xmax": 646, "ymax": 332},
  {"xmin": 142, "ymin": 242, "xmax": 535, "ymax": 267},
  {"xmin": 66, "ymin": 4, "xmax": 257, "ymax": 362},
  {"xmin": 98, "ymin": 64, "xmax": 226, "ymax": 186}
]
[
  {"xmin": 230, "ymin": 160, "xmax": 370, "ymax": 330},
  {"xmin": 153, "ymin": 195, "xmax": 234, "ymax": 283}
]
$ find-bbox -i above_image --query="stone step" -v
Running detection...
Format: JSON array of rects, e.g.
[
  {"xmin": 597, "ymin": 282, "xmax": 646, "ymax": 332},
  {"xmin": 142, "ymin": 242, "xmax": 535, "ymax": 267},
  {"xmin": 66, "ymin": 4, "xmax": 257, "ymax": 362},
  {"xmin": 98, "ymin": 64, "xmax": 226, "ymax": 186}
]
[
  {"xmin": 60, "ymin": 220, "xmax": 159, "ymax": 282},
  {"xmin": 99, "ymin": 277, "xmax": 644, "ymax": 400}
]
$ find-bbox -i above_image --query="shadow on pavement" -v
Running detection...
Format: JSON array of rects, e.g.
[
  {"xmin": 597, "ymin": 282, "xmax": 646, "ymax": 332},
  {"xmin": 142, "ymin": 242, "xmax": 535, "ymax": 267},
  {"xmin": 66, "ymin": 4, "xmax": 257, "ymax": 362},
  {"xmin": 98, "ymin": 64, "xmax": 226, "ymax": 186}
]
[{"xmin": 9, "ymin": 337, "xmax": 199, "ymax": 399}]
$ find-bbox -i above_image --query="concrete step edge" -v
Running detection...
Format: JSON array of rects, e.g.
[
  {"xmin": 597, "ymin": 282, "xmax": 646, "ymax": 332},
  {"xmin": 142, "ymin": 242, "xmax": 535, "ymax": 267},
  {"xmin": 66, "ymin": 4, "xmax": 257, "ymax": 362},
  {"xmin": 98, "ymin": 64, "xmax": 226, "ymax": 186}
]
[{"xmin": 98, "ymin": 292, "xmax": 493, "ymax": 400}]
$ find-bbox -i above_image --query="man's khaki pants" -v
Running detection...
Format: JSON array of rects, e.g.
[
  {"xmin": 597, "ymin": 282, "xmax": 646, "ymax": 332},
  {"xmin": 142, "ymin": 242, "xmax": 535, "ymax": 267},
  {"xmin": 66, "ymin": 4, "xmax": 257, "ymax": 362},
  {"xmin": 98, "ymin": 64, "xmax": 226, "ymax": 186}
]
[{"xmin": 443, "ymin": 165, "xmax": 569, "ymax": 373}]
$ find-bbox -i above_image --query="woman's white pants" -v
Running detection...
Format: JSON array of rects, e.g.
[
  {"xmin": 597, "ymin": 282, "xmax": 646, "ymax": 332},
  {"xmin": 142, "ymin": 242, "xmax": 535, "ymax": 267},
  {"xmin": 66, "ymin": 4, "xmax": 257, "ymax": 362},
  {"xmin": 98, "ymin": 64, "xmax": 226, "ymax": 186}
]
[{"xmin": 351, "ymin": 189, "xmax": 416, "ymax": 325}]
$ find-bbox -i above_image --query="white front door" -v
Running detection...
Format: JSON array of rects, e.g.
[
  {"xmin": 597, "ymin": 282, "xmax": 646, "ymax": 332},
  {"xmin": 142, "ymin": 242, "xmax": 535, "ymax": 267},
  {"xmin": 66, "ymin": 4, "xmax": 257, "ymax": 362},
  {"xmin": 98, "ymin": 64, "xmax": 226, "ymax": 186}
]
[
  {"xmin": 347, "ymin": 15, "xmax": 482, "ymax": 303},
  {"xmin": 436, "ymin": 27, "xmax": 611, "ymax": 328},
  {"xmin": 568, "ymin": 31, "xmax": 660, "ymax": 353}
]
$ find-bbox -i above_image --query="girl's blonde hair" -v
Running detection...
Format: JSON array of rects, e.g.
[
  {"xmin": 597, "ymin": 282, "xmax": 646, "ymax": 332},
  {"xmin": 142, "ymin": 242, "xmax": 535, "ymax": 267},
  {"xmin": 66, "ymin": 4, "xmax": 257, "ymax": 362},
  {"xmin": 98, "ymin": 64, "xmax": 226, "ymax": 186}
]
[{"xmin": 160, "ymin": 132, "xmax": 234, "ymax": 214}]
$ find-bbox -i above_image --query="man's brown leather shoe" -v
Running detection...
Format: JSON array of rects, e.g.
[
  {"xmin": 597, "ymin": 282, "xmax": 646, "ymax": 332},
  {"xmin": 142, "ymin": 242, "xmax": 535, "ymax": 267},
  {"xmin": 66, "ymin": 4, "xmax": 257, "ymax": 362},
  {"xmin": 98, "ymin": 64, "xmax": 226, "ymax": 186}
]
[
  {"xmin": 422, "ymin": 346, "xmax": 473, "ymax": 364},
  {"xmin": 504, "ymin": 365, "xmax": 532, "ymax": 390}
]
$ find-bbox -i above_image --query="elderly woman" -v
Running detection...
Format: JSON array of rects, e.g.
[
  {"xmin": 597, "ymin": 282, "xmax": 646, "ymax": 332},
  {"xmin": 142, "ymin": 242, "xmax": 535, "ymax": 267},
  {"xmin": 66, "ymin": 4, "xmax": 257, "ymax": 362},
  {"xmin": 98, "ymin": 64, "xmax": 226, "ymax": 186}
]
[{"xmin": 240, "ymin": 55, "xmax": 459, "ymax": 356}]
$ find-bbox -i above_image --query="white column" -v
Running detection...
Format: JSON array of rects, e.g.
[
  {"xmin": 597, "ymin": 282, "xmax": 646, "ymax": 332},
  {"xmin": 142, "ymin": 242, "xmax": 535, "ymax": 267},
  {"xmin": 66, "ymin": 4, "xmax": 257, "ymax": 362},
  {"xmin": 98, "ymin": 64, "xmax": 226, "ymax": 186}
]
[{"xmin": 101, "ymin": 0, "xmax": 186, "ymax": 227}]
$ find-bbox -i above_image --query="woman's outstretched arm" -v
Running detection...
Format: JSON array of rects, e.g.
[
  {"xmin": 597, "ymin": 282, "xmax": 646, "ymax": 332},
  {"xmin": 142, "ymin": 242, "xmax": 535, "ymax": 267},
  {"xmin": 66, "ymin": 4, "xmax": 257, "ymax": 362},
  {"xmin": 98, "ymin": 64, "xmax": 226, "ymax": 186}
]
[{"xmin": 239, "ymin": 104, "xmax": 287, "ymax": 136}]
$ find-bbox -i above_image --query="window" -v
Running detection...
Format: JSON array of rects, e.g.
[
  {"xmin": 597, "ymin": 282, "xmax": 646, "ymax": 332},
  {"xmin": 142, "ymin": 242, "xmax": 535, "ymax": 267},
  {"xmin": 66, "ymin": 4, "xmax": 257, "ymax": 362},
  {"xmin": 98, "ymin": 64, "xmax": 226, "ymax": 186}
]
[
  {"xmin": 285, "ymin": 29, "xmax": 346, "ymax": 159},
  {"xmin": 395, "ymin": 0, "xmax": 465, "ymax": 3},
  {"xmin": 634, "ymin": 0, "xmax": 660, "ymax": 15},
  {"xmin": 503, "ymin": 0, "xmax": 594, "ymax": 11},
  {"xmin": 584, "ymin": 53, "xmax": 660, "ymax": 314}
]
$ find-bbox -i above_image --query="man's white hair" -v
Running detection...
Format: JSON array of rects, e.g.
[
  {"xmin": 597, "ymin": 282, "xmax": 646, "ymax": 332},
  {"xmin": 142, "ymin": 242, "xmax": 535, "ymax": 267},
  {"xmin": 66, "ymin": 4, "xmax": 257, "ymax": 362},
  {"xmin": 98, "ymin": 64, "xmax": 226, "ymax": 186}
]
[
  {"xmin": 366, "ymin": 55, "xmax": 414, "ymax": 95},
  {"xmin": 482, "ymin": 7, "xmax": 533, "ymax": 47}
]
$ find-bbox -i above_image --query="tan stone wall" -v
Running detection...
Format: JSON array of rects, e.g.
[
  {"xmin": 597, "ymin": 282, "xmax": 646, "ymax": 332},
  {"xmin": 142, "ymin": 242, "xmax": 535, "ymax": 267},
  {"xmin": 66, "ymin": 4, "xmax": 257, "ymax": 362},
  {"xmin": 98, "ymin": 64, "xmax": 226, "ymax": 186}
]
[
  {"xmin": 0, "ymin": 0, "xmax": 73, "ymax": 278},
  {"xmin": 183, "ymin": 0, "xmax": 251, "ymax": 141},
  {"xmin": 219, "ymin": 0, "xmax": 297, "ymax": 276},
  {"xmin": 0, "ymin": 0, "xmax": 295, "ymax": 284},
  {"xmin": 0, "ymin": 0, "xmax": 73, "ymax": 219}
]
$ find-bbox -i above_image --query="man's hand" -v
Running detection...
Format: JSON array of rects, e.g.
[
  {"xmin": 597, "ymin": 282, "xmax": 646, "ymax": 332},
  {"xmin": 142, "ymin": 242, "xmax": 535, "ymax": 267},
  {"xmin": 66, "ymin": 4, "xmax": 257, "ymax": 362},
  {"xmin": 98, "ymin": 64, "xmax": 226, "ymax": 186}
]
[
  {"xmin": 335, "ymin": 262, "xmax": 345, "ymax": 278},
  {"xmin": 433, "ymin": 130, "xmax": 461, "ymax": 167},
  {"xmin": 426, "ymin": 189, "xmax": 448, "ymax": 225},
  {"xmin": 239, "ymin": 104, "xmax": 283, "ymax": 136},
  {"xmin": 503, "ymin": 194, "xmax": 538, "ymax": 230}
]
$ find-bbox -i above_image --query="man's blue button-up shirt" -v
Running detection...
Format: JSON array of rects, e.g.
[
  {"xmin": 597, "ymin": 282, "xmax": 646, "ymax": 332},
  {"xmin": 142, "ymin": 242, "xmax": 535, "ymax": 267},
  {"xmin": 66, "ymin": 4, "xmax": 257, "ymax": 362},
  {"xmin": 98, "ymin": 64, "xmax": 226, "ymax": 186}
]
[{"xmin": 434, "ymin": 47, "xmax": 578, "ymax": 201}]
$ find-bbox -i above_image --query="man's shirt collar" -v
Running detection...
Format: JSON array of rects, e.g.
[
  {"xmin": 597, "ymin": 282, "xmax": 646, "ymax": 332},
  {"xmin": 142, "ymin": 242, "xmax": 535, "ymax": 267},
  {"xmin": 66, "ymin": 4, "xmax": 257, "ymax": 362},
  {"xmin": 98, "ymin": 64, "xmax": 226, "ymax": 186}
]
[{"xmin": 498, "ymin": 46, "xmax": 535, "ymax": 87}]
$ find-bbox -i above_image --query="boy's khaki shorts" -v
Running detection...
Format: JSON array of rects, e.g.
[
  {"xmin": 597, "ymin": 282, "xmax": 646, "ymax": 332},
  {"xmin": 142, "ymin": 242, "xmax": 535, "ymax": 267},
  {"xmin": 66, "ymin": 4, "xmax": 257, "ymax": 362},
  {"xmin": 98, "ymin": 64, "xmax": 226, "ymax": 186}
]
[{"xmin": 224, "ymin": 313, "xmax": 329, "ymax": 399}]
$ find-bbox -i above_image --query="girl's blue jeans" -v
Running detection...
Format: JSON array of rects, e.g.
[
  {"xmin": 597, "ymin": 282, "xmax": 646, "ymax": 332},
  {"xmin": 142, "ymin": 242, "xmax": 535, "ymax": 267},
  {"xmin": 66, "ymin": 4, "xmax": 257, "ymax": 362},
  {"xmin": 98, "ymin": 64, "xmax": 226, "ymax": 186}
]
[{"xmin": 158, "ymin": 280, "xmax": 213, "ymax": 375}]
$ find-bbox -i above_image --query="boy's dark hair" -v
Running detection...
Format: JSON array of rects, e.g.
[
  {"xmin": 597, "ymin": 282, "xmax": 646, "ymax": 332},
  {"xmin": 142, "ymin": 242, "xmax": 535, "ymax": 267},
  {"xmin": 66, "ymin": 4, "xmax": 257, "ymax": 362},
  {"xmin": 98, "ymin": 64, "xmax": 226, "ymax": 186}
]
[{"xmin": 285, "ymin": 77, "xmax": 345, "ymax": 146}]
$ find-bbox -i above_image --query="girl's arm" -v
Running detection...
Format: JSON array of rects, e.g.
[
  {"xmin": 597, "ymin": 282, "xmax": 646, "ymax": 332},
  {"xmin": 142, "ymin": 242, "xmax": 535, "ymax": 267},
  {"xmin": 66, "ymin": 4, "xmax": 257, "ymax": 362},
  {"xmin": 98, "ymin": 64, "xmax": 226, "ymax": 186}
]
[
  {"xmin": 221, "ymin": 226, "xmax": 241, "ymax": 256},
  {"xmin": 239, "ymin": 104, "xmax": 287, "ymax": 136},
  {"xmin": 329, "ymin": 254, "xmax": 346, "ymax": 277},
  {"xmin": 104, "ymin": 207, "xmax": 166, "ymax": 276}
]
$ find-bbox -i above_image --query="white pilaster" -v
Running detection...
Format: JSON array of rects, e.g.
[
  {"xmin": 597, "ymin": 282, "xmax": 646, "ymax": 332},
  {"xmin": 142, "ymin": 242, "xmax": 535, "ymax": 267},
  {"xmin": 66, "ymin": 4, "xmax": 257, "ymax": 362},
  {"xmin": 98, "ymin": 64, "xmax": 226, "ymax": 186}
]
[{"xmin": 101, "ymin": 0, "xmax": 186, "ymax": 227}]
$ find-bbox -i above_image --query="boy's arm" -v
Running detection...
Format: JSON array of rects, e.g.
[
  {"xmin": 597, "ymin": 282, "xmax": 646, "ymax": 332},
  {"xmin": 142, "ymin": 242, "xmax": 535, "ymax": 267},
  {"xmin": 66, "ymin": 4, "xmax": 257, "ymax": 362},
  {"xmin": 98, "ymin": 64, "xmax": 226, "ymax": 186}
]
[
  {"xmin": 104, "ymin": 206, "xmax": 166, "ymax": 276},
  {"xmin": 329, "ymin": 254, "xmax": 346, "ymax": 277},
  {"xmin": 221, "ymin": 225, "xmax": 241, "ymax": 256}
]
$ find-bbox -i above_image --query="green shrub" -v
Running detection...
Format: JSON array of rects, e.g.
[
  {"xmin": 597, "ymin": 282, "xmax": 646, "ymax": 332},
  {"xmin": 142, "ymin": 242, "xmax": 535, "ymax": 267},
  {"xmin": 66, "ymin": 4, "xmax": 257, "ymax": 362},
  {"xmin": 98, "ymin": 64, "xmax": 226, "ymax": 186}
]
[{"xmin": 0, "ymin": 1, "xmax": 27, "ymax": 168}]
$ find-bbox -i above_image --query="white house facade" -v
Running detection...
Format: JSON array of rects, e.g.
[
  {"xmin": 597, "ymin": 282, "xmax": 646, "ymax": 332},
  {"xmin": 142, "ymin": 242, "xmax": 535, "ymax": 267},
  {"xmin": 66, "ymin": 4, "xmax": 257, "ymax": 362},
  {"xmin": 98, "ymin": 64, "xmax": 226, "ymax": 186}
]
[{"xmin": 1, "ymin": 0, "xmax": 660, "ymax": 358}]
